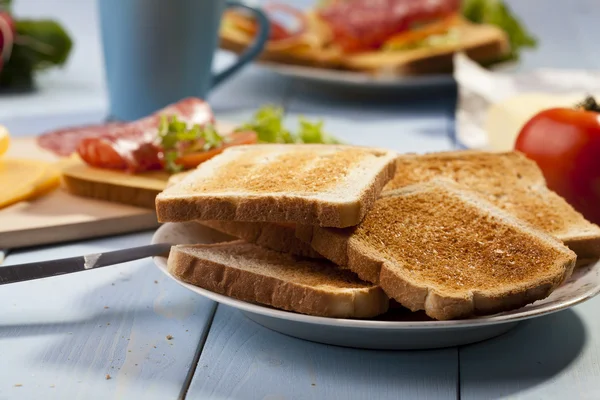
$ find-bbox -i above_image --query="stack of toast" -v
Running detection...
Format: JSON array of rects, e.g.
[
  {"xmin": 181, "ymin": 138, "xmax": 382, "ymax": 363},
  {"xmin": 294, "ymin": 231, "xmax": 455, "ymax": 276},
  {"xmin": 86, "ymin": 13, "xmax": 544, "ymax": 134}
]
[{"xmin": 156, "ymin": 145, "xmax": 600, "ymax": 320}]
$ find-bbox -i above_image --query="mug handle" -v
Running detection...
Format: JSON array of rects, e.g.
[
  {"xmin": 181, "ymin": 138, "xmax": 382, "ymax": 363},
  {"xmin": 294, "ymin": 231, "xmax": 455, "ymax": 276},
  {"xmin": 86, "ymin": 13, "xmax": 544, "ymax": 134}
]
[{"xmin": 211, "ymin": 1, "xmax": 270, "ymax": 88}]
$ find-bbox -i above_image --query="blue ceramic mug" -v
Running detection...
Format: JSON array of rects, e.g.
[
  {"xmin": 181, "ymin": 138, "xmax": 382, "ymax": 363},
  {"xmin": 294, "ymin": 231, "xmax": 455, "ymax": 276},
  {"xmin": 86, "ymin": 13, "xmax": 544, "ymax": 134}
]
[{"xmin": 98, "ymin": 0, "xmax": 270, "ymax": 121}]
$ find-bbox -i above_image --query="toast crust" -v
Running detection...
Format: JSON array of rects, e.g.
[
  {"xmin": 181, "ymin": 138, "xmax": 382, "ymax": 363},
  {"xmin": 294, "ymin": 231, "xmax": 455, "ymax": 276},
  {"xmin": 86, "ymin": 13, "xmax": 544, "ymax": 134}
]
[
  {"xmin": 156, "ymin": 145, "xmax": 397, "ymax": 228},
  {"xmin": 168, "ymin": 241, "xmax": 389, "ymax": 318},
  {"xmin": 200, "ymin": 220, "xmax": 322, "ymax": 258},
  {"xmin": 297, "ymin": 181, "xmax": 576, "ymax": 320}
]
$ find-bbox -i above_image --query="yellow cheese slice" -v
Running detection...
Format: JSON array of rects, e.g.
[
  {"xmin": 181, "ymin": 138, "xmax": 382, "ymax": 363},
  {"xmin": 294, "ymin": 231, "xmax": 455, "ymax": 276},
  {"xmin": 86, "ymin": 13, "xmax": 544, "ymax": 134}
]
[
  {"xmin": 0, "ymin": 159, "xmax": 62, "ymax": 209},
  {"xmin": 31, "ymin": 166, "xmax": 61, "ymax": 198},
  {"xmin": 0, "ymin": 125, "xmax": 10, "ymax": 157},
  {"xmin": 0, "ymin": 159, "xmax": 48, "ymax": 209},
  {"xmin": 484, "ymin": 92, "xmax": 600, "ymax": 152}
]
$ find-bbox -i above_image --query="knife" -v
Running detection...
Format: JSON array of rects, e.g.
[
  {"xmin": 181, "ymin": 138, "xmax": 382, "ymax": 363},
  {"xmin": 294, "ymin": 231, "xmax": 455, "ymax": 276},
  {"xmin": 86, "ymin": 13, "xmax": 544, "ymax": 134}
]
[{"xmin": 0, "ymin": 243, "xmax": 172, "ymax": 285}]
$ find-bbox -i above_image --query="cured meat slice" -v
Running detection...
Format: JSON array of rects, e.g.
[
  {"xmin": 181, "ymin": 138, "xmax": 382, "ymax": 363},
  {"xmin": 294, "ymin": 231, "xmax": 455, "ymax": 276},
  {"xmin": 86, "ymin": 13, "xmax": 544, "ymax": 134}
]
[
  {"xmin": 317, "ymin": 0, "xmax": 460, "ymax": 52},
  {"xmin": 38, "ymin": 98, "xmax": 214, "ymax": 172},
  {"xmin": 37, "ymin": 122, "xmax": 126, "ymax": 157}
]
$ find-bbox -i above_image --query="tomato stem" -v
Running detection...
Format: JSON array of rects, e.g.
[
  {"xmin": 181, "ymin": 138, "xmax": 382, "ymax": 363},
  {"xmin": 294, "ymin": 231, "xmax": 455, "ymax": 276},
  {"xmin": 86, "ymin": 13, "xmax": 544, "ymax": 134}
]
[{"xmin": 576, "ymin": 96, "xmax": 600, "ymax": 112}]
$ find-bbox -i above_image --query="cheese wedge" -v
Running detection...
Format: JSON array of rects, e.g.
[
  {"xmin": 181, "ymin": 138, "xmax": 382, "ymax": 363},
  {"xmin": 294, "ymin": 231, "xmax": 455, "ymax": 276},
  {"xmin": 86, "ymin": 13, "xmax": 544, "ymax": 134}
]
[{"xmin": 484, "ymin": 92, "xmax": 600, "ymax": 151}]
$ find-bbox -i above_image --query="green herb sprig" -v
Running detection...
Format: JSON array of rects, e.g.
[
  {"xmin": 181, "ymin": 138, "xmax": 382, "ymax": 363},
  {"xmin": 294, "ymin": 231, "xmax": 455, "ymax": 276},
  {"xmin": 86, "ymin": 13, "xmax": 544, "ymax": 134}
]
[
  {"xmin": 158, "ymin": 115, "xmax": 224, "ymax": 173},
  {"xmin": 237, "ymin": 105, "xmax": 342, "ymax": 145}
]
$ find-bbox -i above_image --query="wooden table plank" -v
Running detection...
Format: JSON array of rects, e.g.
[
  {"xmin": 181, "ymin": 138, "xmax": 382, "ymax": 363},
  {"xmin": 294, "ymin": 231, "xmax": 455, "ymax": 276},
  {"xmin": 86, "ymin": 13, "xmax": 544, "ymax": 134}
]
[
  {"xmin": 186, "ymin": 305, "xmax": 458, "ymax": 400},
  {"xmin": 460, "ymin": 299, "xmax": 600, "ymax": 400},
  {"xmin": 0, "ymin": 232, "xmax": 216, "ymax": 400}
]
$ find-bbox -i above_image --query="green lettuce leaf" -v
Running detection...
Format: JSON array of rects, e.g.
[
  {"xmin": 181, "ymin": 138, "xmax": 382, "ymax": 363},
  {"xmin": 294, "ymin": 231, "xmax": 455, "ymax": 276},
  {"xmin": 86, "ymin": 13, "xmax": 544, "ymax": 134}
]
[
  {"xmin": 158, "ymin": 115, "xmax": 225, "ymax": 173},
  {"xmin": 238, "ymin": 105, "xmax": 342, "ymax": 144},
  {"xmin": 1, "ymin": 19, "xmax": 73, "ymax": 89},
  {"xmin": 462, "ymin": 0, "xmax": 537, "ymax": 61}
]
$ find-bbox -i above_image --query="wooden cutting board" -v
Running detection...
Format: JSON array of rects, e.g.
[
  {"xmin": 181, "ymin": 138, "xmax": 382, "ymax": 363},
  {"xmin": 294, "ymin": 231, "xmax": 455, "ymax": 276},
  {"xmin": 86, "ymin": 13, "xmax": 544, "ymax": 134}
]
[{"xmin": 0, "ymin": 138, "xmax": 160, "ymax": 249}]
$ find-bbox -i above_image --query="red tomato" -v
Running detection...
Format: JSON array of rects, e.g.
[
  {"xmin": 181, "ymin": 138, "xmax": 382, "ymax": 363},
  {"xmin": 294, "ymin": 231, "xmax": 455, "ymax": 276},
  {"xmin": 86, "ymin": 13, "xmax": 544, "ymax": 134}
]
[
  {"xmin": 269, "ymin": 20, "xmax": 292, "ymax": 41},
  {"xmin": 0, "ymin": 11, "xmax": 15, "ymax": 52},
  {"xmin": 515, "ymin": 102, "xmax": 600, "ymax": 225},
  {"xmin": 175, "ymin": 131, "xmax": 258, "ymax": 169}
]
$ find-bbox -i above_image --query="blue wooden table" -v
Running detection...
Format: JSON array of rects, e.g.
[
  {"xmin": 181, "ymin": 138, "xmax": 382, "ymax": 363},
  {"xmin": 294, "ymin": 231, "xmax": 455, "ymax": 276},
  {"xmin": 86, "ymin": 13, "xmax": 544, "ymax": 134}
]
[{"xmin": 1, "ymin": 1, "xmax": 599, "ymax": 399}]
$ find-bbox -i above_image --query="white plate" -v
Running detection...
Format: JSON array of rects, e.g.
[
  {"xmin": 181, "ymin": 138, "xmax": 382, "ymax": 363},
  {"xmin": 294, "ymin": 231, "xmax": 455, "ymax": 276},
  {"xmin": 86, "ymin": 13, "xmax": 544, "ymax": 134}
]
[
  {"xmin": 260, "ymin": 62, "xmax": 454, "ymax": 89},
  {"xmin": 259, "ymin": 58, "xmax": 516, "ymax": 90},
  {"xmin": 152, "ymin": 222, "xmax": 600, "ymax": 350}
]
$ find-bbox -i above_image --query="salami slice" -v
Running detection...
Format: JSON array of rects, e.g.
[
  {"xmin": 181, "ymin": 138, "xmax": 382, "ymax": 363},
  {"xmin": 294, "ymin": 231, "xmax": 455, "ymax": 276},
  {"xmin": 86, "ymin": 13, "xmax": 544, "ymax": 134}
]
[
  {"xmin": 38, "ymin": 97, "xmax": 214, "ymax": 172},
  {"xmin": 37, "ymin": 122, "xmax": 126, "ymax": 156},
  {"xmin": 317, "ymin": 0, "xmax": 460, "ymax": 52}
]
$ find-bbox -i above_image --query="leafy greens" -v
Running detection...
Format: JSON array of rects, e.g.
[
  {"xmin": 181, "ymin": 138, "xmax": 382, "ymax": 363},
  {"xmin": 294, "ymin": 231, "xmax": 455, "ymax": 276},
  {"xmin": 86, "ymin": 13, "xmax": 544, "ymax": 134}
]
[
  {"xmin": 462, "ymin": 0, "xmax": 537, "ymax": 61},
  {"xmin": 158, "ymin": 115, "xmax": 224, "ymax": 173},
  {"xmin": 0, "ymin": 15, "xmax": 73, "ymax": 89},
  {"xmin": 237, "ymin": 105, "xmax": 342, "ymax": 145}
]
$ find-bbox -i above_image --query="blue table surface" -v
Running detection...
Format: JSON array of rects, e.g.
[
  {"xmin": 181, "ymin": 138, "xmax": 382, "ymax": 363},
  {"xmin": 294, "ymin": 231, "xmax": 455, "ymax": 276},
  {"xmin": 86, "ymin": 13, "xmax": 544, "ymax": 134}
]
[{"xmin": 1, "ymin": 1, "xmax": 599, "ymax": 399}]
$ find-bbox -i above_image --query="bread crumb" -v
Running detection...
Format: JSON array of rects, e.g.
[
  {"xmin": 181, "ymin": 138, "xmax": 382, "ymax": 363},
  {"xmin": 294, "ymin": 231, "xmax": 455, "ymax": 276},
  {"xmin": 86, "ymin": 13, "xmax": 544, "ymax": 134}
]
[
  {"xmin": 105, "ymin": 374, "xmax": 111, "ymax": 380},
  {"xmin": 50, "ymin": 385, "xmax": 55, "ymax": 388},
  {"xmin": 14, "ymin": 384, "xmax": 22, "ymax": 387},
  {"xmin": 166, "ymin": 335, "xmax": 173, "ymax": 340},
  {"xmin": 104, "ymin": 306, "xmax": 109, "ymax": 309}
]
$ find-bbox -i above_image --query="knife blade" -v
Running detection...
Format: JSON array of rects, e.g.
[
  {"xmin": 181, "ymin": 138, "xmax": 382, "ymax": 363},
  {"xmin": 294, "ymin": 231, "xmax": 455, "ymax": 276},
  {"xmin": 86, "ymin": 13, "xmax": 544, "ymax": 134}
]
[{"xmin": 0, "ymin": 243, "xmax": 172, "ymax": 285}]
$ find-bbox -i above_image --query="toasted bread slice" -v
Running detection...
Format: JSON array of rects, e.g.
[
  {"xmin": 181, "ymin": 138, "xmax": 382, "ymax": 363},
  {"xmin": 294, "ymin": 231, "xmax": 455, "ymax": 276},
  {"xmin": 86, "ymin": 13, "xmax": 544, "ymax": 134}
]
[
  {"xmin": 297, "ymin": 180, "xmax": 576, "ymax": 320},
  {"xmin": 200, "ymin": 220, "xmax": 322, "ymax": 258},
  {"xmin": 342, "ymin": 22, "xmax": 509, "ymax": 75},
  {"xmin": 156, "ymin": 144, "xmax": 397, "ymax": 228},
  {"xmin": 168, "ymin": 241, "xmax": 389, "ymax": 318},
  {"xmin": 220, "ymin": 11, "xmax": 343, "ymax": 69},
  {"xmin": 173, "ymin": 171, "xmax": 321, "ymax": 258},
  {"xmin": 385, "ymin": 151, "xmax": 600, "ymax": 258}
]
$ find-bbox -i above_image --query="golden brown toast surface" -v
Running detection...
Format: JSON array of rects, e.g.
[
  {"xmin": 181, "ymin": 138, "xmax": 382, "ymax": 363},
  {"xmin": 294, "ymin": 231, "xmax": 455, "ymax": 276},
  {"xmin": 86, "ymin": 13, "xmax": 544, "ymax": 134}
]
[
  {"xmin": 156, "ymin": 144, "xmax": 397, "ymax": 228},
  {"xmin": 385, "ymin": 151, "xmax": 600, "ymax": 257},
  {"xmin": 298, "ymin": 180, "xmax": 576, "ymax": 320},
  {"xmin": 361, "ymin": 187, "xmax": 569, "ymax": 293},
  {"xmin": 185, "ymin": 146, "xmax": 374, "ymax": 194}
]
